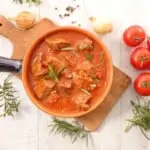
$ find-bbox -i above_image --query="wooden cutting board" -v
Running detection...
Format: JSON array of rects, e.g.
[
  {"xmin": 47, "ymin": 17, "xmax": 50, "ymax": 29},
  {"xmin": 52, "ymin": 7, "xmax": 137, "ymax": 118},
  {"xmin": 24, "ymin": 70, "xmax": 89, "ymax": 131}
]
[{"xmin": 0, "ymin": 16, "xmax": 131, "ymax": 131}]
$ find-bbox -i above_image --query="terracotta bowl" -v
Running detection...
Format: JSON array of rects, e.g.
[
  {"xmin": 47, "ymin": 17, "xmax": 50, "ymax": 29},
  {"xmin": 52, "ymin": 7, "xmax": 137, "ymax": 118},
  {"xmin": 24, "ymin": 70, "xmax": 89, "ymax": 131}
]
[{"xmin": 22, "ymin": 26, "xmax": 113, "ymax": 118}]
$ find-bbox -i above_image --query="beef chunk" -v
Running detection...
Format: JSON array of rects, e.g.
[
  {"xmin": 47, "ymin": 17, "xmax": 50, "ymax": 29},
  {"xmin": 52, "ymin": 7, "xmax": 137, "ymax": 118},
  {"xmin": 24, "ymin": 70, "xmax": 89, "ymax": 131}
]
[
  {"xmin": 33, "ymin": 79, "xmax": 55, "ymax": 99},
  {"xmin": 31, "ymin": 53, "xmax": 48, "ymax": 77},
  {"xmin": 58, "ymin": 77, "xmax": 72, "ymax": 89},
  {"xmin": 75, "ymin": 38, "xmax": 93, "ymax": 51},
  {"xmin": 45, "ymin": 38, "xmax": 71, "ymax": 51},
  {"xmin": 76, "ymin": 61, "xmax": 93, "ymax": 71},
  {"xmin": 62, "ymin": 68, "xmax": 72, "ymax": 79},
  {"xmin": 72, "ymin": 90, "xmax": 91, "ymax": 109}
]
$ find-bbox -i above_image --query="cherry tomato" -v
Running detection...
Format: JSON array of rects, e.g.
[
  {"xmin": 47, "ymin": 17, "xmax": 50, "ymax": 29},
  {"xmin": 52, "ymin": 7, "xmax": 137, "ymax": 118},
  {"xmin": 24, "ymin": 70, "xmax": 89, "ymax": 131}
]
[
  {"xmin": 123, "ymin": 25, "xmax": 146, "ymax": 47},
  {"xmin": 134, "ymin": 72, "xmax": 150, "ymax": 96},
  {"xmin": 147, "ymin": 37, "xmax": 150, "ymax": 50},
  {"xmin": 130, "ymin": 47, "xmax": 150, "ymax": 69}
]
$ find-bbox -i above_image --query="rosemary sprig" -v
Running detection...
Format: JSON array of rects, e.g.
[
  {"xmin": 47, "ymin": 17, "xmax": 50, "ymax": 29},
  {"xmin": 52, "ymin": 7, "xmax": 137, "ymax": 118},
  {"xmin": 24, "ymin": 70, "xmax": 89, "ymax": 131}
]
[
  {"xmin": 125, "ymin": 100, "xmax": 150, "ymax": 140},
  {"xmin": 13, "ymin": 0, "xmax": 41, "ymax": 5},
  {"xmin": 49, "ymin": 117, "xmax": 90, "ymax": 144},
  {"xmin": 0, "ymin": 75, "xmax": 20, "ymax": 117},
  {"xmin": 46, "ymin": 65, "xmax": 59, "ymax": 82}
]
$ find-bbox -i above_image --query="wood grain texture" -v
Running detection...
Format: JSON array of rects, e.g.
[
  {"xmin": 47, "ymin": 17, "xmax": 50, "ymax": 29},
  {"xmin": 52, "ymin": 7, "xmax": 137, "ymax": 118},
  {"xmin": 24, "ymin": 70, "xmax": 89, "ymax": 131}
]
[{"xmin": 77, "ymin": 67, "xmax": 131, "ymax": 130}]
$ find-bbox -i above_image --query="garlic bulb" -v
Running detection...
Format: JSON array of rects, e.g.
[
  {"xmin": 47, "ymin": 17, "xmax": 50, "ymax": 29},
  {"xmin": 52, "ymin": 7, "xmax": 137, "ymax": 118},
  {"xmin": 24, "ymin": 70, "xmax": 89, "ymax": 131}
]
[
  {"xmin": 16, "ymin": 11, "xmax": 36, "ymax": 30},
  {"xmin": 90, "ymin": 17, "xmax": 113, "ymax": 34}
]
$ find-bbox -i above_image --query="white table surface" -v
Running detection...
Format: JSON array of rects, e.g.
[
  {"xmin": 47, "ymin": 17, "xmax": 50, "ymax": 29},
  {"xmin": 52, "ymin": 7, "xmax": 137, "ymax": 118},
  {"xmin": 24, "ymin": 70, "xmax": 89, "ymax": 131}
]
[{"xmin": 0, "ymin": 0, "xmax": 150, "ymax": 150}]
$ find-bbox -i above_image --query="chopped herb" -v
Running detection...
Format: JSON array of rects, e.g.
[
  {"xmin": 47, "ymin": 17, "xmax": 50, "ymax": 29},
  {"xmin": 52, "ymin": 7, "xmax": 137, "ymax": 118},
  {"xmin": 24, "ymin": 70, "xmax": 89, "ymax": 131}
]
[
  {"xmin": 86, "ymin": 54, "xmax": 93, "ymax": 61},
  {"xmin": 78, "ymin": 24, "xmax": 81, "ymax": 27},
  {"xmin": 81, "ymin": 88, "xmax": 91, "ymax": 96},
  {"xmin": 46, "ymin": 65, "xmax": 59, "ymax": 82},
  {"xmin": 66, "ymin": 6, "xmax": 74, "ymax": 13},
  {"xmin": 61, "ymin": 47, "xmax": 74, "ymax": 51}
]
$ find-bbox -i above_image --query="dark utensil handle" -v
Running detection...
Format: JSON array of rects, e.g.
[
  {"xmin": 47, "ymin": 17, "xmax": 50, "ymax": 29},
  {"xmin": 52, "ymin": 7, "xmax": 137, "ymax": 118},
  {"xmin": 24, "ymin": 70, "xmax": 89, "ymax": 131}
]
[{"xmin": 0, "ymin": 56, "xmax": 22, "ymax": 72}]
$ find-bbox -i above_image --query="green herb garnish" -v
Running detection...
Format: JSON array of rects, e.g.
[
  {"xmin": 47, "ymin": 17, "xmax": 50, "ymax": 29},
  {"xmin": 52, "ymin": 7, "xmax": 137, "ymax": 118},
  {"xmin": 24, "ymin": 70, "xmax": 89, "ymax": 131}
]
[
  {"xmin": 49, "ymin": 117, "xmax": 91, "ymax": 144},
  {"xmin": 86, "ymin": 54, "xmax": 93, "ymax": 61},
  {"xmin": 0, "ymin": 75, "xmax": 20, "ymax": 117},
  {"xmin": 13, "ymin": 0, "xmax": 41, "ymax": 5},
  {"xmin": 46, "ymin": 65, "xmax": 59, "ymax": 82},
  {"xmin": 125, "ymin": 100, "xmax": 150, "ymax": 140}
]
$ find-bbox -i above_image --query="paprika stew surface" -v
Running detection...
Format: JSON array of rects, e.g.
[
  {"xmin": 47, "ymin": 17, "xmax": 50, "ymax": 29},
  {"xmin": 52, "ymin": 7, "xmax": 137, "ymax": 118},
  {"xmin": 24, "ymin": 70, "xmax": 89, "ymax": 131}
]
[{"xmin": 28, "ymin": 30, "xmax": 109, "ymax": 113}]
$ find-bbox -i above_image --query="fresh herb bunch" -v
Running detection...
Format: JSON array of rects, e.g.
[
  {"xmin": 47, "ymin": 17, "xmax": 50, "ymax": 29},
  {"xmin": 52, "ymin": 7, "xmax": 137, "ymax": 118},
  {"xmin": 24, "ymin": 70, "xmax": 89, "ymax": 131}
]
[
  {"xmin": 49, "ymin": 117, "xmax": 91, "ymax": 144},
  {"xmin": 0, "ymin": 75, "xmax": 20, "ymax": 117},
  {"xmin": 13, "ymin": 0, "xmax": 41, "ymax": 5},
  {"xmin": 125, "ymin": 100, "xmax": 150, "ymax": 140}
]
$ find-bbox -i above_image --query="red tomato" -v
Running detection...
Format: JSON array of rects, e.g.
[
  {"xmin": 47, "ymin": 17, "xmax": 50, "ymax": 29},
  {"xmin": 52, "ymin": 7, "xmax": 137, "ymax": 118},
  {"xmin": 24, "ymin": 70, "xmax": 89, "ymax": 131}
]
[
  {"xmin": 147, "ymin": 37, "xmax": 150, "ymax": 50},
  {"xmin": 123, "ymin": 25, "xmax": 146, "ymax": 47},
  {"xmin": 134, "ymin": 72, "xmax": 150, "ymax": 96},
  {"xmin": 130, "ymin": 47, "xmax": 150, "ymax": 69}
]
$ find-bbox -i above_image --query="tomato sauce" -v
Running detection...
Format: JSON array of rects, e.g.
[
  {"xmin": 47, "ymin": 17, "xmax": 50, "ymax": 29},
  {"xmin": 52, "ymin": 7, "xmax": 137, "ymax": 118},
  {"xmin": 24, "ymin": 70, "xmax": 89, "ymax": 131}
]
[{"xmin": 28, "ymin": 30, "xmax": 109, "ymax": 113}]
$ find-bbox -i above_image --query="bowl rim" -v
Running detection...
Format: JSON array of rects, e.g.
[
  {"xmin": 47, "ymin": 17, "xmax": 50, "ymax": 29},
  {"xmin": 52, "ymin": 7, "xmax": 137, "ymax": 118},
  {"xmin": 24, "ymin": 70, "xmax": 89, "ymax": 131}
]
[{"xmin": 22, "ymin": 26, "xmax": 113, "ymax": 118}]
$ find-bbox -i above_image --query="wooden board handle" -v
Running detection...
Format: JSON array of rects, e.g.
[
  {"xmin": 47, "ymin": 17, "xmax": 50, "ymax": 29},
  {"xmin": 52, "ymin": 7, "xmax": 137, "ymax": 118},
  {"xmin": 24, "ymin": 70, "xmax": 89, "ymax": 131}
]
[{"xmin": 0, "ymin": 16, "xmax": 21, "ymax": 43}]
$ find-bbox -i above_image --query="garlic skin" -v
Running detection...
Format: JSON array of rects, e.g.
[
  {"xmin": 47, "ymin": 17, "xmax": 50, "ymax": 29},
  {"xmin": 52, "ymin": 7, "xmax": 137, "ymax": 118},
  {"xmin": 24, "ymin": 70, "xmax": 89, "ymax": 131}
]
[
  {"xmin": 90, "ymin": 17, "xmax": 113, "ymax": 34},
  {"xmin": 16, "ymin": 11, "xmax": 36, "ymax": 30}
]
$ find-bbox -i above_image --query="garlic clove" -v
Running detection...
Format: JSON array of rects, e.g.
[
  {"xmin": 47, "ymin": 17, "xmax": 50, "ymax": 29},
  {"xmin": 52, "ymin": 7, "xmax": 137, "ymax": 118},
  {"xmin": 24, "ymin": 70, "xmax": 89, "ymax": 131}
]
[
  {"xmin": 16, "ymin": 11, "xmax": 36, "ymax": 30},
  {"xmin": 90, "ymin": 17, "xmax": 113, "ymax": 35}
]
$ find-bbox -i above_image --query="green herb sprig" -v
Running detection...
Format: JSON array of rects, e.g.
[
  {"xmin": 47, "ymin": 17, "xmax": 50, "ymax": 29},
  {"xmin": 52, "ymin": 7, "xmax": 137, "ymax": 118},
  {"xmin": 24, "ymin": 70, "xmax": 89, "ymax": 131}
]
[
  {"xmin": 46, "ymin": 65, "xmax": 59, "ymax": 82},
  {"xmin": 125, "ymin": 100, "xmax": 150, "ymax": 140},
  {"xmin": 0, "ymin": 75, "xmax": 20, "ymax": 117},
  {"xmin": 49, "ymin": 117, "xmax": 91, "ymax": 144},
  {"xmin": 13, "ymin": 0, "xmax": 41, "ymax": 5}
]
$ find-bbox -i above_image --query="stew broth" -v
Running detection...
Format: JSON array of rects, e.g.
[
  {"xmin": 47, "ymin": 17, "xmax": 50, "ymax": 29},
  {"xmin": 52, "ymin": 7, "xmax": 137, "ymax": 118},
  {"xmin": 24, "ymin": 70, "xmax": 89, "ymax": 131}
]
[{"xmin": 28, "ymin": 30, "xmax": 109, "ymax": 113}]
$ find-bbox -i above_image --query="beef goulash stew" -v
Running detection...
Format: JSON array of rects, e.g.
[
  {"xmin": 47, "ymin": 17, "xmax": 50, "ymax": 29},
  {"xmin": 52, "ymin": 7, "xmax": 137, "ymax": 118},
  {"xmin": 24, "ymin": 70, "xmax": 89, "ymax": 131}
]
[{"xmin": 28, "ymin": 30, "xmax": 109, "ymax": 114}]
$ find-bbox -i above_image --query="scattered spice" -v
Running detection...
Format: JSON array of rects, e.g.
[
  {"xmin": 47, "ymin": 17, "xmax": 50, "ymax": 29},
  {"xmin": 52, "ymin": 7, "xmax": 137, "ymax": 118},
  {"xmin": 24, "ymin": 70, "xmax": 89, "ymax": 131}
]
[
  {"xmin": 55, "ymin": 7, "xmax": 58, "ymax": 10},
  {"xmin": 59, "ymin": 14, "xmax": 63, "ymax": 19},
  {"xmin": 76, "ymin": 5, "xmax": 80, "ymax": 8},
  {"xmin": 78, "ymin": 24, "xmax": 81, "ymax": 27},
  {"xmin": 66, "ymin": 6, "xmax": 74, "ymax": 13},
  {"xmin": 64, "ymin": 13, "xmax": 70, "ymax": 17},
  {"xmin": 71, "ymin": 21, "xmax": 77, "ymax": 24}
]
